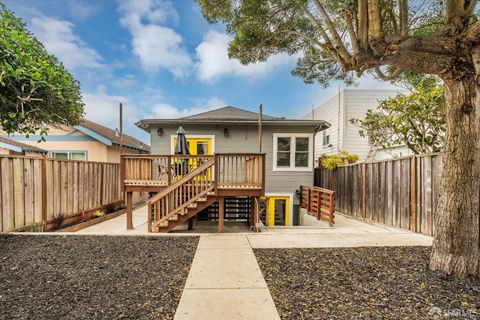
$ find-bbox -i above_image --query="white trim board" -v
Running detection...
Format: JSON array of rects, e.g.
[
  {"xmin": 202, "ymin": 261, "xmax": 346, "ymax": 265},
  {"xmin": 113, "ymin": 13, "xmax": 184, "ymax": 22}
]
[
  {"xmin": 169, "ymin": 134, "xmax": 216, "ymax": 154},
  {"xmin": 272, "ymin": 133, "xmax": 313, "ymax": 172}
]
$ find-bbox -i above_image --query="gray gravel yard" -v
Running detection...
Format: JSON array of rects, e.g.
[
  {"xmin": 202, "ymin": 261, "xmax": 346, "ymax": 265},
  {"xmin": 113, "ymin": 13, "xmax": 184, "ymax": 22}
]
[
  {"xmin": 254, "ymin": 246, "xmax": 480, "ymax": 320},
  {"xmin": 0, "ymin": 235, "xmax": 198, "ymax": 320}
]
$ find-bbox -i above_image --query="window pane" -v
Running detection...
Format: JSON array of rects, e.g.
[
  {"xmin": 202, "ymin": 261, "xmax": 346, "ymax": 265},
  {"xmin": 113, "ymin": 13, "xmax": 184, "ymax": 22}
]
[
  {"xmin": 277, "ymin": 137, "xmax": 291, "ymax": 152},
  {"xmin": 296, "ymin": 137, "xmax": 309, "ymax": 151},
  {"xmin": 52, "ymin": 152, "xmax": 68, "ymax": 160},
  {"xmin": 295, "ymin": 152, "xmax": 308, "ymax": 167},
  {"xmin": 277, "ymin": 152, "xmax": 290, "ymax": 167},
  {"xmin": 70, "ymin": 152, "xmax": 86, "ymax": 161}
]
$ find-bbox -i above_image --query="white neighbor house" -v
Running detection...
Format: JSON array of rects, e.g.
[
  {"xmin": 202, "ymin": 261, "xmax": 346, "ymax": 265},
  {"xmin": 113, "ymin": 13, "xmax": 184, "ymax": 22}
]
[{"xmin": 306, "ymin": 88, "xmax": 412, "ymax": 162}]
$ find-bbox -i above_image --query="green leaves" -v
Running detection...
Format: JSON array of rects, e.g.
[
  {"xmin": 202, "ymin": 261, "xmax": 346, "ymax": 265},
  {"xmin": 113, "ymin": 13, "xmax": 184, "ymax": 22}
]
[
  {"xmin": 351, "ymin": 76, "xmax": 446, "ymax": 154},
  {"xmin": 0, "ymin": 3, "xmax": 84, "ymax": 137}
]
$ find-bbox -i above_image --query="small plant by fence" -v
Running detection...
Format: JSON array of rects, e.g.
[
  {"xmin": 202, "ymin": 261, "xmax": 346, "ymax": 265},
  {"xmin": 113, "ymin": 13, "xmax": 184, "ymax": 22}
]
[
  {"xmin": 0, "ymin": 155, "xmax": 122, "ymax": 232},
  {"xmin": 314, "ymin": 153, "xmax": 443, "ymax": 236}
]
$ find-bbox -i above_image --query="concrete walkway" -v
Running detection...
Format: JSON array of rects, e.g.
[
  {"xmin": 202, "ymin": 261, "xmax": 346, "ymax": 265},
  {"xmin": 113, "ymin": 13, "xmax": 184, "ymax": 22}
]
[{"xmin": 174, "ymin": 235, "xmax": 280, "ymax": 320}]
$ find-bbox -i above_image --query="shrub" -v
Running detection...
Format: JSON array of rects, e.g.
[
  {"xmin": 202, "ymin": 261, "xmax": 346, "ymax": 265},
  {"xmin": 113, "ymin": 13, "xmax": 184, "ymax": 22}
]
[
  {"xmin": 319, "ymin": 151, "xmax": 360, "ymax": 170},
  {"xmin": 93, "ymin": 210, "xmax": 105, "ymax": 218}
]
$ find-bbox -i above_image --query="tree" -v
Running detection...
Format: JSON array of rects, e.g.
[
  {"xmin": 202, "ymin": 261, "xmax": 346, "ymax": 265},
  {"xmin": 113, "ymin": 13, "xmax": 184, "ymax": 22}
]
[
  {"xmin": 0, "ymin": 3, "xmax": 83, "ymax": 139},
  {"xmin": 351, "ymin": 76, "xmax": 446, "ymax": 154},
  {"xmin": 198, "ymin": 0, "xmax": 480, "ymax": 277}
]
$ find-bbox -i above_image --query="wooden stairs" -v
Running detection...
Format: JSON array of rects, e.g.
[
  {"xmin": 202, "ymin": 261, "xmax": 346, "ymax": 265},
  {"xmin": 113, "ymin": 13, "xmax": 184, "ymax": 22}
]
[{"xmin": 147, "ymin": 158, "xmax": 218, "ymax": 233}]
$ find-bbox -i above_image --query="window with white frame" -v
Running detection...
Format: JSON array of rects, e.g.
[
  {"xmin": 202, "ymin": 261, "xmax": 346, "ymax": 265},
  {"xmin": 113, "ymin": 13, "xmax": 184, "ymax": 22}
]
[
  {"xmin": 50, "ymin": 151, "xmax": 87, "ymax": 161},
  {"xmin": 322, "ymin": 130, "xmax": 330, "ymax": 146},
  {"xmin": 273, "ymin": 134, "xmax": 313, "ymax": 171}
]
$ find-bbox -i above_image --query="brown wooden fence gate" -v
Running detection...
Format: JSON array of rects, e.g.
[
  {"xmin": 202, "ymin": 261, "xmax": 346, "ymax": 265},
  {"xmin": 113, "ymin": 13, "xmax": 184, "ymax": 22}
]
[{"xmin": 314, "ymin": 153, "xmax": 443, "ymax": 236}]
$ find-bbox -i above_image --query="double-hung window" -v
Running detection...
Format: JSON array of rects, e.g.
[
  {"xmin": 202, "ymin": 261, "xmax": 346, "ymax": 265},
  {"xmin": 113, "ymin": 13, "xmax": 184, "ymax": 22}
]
[{"xmin": 273, "ymin": 133, "xmax": 313, "ymax": 171}]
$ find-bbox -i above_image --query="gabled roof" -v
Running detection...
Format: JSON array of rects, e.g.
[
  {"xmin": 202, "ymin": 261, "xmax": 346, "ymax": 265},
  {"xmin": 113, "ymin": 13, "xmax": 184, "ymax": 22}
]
[
  {"xmin": 181, "ymin": 106, "xmax": 280, "ymax": 121},
  {"xmin": 137, "ymin": 106, "xmax": 330, "ymax": 132},
  {"xmin": 77, "ymin": 119, "xmax": 150, "ymax": 153},
  {"xmin": 0, "ymin": 136, "xmax": 47, "ymax": 154}
]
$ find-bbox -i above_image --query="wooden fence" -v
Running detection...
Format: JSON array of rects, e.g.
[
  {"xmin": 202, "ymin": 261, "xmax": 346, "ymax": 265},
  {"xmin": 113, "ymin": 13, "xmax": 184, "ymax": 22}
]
[
  {"xmin": 0, "ymin": 155, "xmax": 122, "ymax": 232},
  {"xmin": 314, "ymin": 153, "xmax": 443, "ymax": 236}
]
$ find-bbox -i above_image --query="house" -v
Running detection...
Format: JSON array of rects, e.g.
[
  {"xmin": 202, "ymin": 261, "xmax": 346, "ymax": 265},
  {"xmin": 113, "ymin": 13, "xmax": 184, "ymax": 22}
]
[
  {"xmin": 306, "ymin": 88, "xmax": 412, "ymax": 162},
  {"xmin": 131, "ymin": 106, "xmax": 329, "ymax": 230},
  {"xmin": 0, "ymin": 136, "xmax": 47, "ymax": 157},
  {"xmin": 0, "ymin": 119, "xmax": 150, "ymax": 162}
]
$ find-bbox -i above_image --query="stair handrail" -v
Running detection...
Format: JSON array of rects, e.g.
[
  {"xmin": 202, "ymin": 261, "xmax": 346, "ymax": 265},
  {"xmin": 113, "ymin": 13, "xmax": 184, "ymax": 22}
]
[{"xmin": 147, "ymin": 157, "xmax": 215, "ymax": 205}]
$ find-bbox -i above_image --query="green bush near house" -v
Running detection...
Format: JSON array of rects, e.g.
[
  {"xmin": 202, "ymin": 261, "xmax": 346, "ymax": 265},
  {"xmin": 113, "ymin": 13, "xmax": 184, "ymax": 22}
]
[{"xmin": 319, "ymin": 151, "xmax": 360, "ymax": 170}]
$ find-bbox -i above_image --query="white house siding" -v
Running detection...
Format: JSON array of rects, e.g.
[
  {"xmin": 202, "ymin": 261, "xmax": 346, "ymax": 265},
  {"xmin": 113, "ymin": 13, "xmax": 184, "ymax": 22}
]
[
  {"xmin": 305, "ymin": 93, "xmax": 342, "ymax": 160},
  {"xmin": 149, "ymin": 124, "xmax": 317, "ymax": 204},
  {"xmin": 308, "ymin": 88, "xmax": 406, "ymax": 161}
]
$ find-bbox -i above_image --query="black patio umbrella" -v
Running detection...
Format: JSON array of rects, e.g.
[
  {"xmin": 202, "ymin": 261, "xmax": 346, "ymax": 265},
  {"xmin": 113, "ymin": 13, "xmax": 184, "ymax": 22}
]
[
  {"xmin": 174, "ymin": 126, "xmax": 190, "ymax": 155},
  {"xmin": 174, "ymin": 126, "xmax": 190, "ymax": 177}
]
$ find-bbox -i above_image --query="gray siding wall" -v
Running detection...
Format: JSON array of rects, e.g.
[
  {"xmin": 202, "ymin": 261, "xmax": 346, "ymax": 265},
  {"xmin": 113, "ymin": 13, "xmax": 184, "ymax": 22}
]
[{"xmin": 149, "ymin": 124, "xmax": 316, "ymax": 203}]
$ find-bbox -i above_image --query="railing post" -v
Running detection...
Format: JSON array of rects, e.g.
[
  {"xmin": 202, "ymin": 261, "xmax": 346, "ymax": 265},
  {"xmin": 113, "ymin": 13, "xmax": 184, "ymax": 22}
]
[
  {"xmin": 167, "ymin": 156, "xmax": 172, "ymax": 184},
  {"xmin": 261, "ymin": 154, "xmax": 266, "ymax": 195},
  {"xmin": 147, "ymin": 203, "xmax": 152, "ymax": 233},
  {"xmin": 329, "ymin": 192, "xmax": 335, "ymax": 226},
  {"xmin": 214, "ymin": 154, "xmax": 219, "ymax": 195},
  {"xmin": 126, "ymin": 191, "xmax": 133, "ymax": 230}
]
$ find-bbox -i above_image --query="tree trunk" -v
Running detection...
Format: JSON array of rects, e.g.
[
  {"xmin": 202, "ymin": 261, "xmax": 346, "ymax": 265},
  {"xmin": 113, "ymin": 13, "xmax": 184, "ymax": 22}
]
[{"xmin": 430, "ymin": 66, "xmax": 480, "ymax": 277}]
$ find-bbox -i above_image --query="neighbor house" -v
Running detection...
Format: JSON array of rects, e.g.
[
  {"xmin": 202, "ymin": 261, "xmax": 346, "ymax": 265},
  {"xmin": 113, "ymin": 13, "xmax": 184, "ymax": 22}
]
[
  {"xmin": 0, "ymin": 119, "xmax": 150, "ymax": 162},
  {"xmin": 135, "ymin": 106, "xmax": 329, "ymax": 227},
  {"xmin": 0, "ymin": 136, "xmax": 47, "ymax": 157},
  {"xmin": 306, "ymin": 88, "xmax": 412, "ymax": 162}
]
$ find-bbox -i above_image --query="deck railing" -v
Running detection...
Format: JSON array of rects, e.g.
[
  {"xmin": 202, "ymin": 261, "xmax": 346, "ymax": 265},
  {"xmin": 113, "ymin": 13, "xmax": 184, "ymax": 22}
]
[
  {"xmin": 121, "ymin": 153, "xmax": 265, "ymax": 192},
  {"xmin": 300, "ymin": 185, "xmax": 335, "ymax": 226}
]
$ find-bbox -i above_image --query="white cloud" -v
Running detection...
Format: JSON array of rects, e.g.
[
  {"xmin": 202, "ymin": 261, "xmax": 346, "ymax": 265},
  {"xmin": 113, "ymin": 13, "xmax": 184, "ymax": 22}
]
[
  {"xmin": 150, "ymin": 97, "xmax": 226, "ymax": 119},
  {"xmin": 118, "ymin": 0, "xmax": 191, "ymax": 77},
  {"xmin": 113, "ymin": 74, "xmax": 138, "ymax": 88},
  {"xmin": 67, "ymin": 0, "xmax": 101, "ymax": 20},
  {"xmin": 195, "ymin": 30, "xmax": 296, "ymax": 82},
  {"xmin": 30, "ymin": 16, "xmax": 103, "ymax": 70}
]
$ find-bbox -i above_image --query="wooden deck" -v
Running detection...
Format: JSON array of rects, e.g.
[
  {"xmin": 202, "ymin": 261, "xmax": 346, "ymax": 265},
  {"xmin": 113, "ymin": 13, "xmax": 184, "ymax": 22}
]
[{"xmin": 121, "ymin": 153, "xmax": 266, "ymax": 232}]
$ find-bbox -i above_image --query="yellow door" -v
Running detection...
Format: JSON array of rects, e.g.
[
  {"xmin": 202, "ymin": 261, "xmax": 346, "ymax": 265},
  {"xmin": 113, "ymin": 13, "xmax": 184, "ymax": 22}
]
[
  {"xmin": 267, "ymin": 196, "xmax": 290, "ymax": 226},
  {"xmin": 173, "ymin": 138, "xmax": 213, "ymax": 155}
]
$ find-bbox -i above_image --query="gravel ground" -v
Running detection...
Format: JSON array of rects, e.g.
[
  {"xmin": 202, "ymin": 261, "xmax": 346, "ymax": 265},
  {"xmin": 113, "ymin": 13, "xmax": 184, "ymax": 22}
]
[
  {"xmin": 254, "ymin": 247, "xmax": 480, "ymax": 319},
  {"xmin": 0, "ymin": 235, "xmax": 198, "ymax": 320}
]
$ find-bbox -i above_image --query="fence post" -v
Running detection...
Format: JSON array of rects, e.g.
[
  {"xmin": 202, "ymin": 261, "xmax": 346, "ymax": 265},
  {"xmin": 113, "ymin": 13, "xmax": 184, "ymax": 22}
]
[
  {"xmin": 41, "ymin": 158, "xmax": 48, "ymax": 231},
  {"xmin": 411, "ymin": 156, "xmax": 418, "ymax": 232},
  {"xmin": 362, "ymin": 162, "xmax": 367, "ymax": 219}
]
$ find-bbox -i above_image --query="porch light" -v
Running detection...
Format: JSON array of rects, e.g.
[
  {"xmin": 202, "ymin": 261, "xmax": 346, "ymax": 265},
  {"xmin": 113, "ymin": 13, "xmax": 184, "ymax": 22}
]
[
  {"xmin": 157, "ymin": 128, "xmax": 163, "ymax": 136},
  {"xmin": 224, "ymin": 128, "xmax": 229, "ymax": 137}
]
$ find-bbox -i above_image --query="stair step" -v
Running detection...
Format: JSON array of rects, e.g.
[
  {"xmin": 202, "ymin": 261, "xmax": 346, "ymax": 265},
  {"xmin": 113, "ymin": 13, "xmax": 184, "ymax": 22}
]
[
  {"xmin": 187, "ymin": 203, "xmax": 197, "ymax": 209},
  {"xmin": 158, "ymin": 221, "xmax": 169, "ymax": 227},
  {"xmin": 168, "ymin": 215, "xmax": 178, "ymax": 221},
  {"xmin": 197, "ymin": 197, "xmax": 207, "ymax": 202}
]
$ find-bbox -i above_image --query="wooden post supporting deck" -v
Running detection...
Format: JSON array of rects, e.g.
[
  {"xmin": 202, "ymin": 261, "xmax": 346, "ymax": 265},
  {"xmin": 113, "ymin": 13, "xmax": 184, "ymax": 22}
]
[
  {"xmin": 126, "ymin": 191, "xmax": 133, "ymax": 229},
  {"xmin": 218, "ymin": 197, "xmax": 224, "ymax": 233}
]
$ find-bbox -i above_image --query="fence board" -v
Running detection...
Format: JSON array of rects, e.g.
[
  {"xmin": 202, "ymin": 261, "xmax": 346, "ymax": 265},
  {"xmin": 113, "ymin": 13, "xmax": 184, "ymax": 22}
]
[
  {"xmin": 314, "ymin": 153, "xmax": 451, "ymax": 236},
  {"xmin": 0, "ymin": 156, "xmax": 122, "ymax": 232}
]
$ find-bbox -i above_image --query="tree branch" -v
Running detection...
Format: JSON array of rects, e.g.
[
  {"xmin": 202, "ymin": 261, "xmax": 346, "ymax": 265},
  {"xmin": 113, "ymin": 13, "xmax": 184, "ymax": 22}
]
[
  {"xmin": 374, "ymin": 67, "xmax": 403, "ymax": 80},
  {"xmin": 345, "ymin": 10, "xmax": 360, "ymax": 58},
  {"xmin": 357, "ymin": 0, "xmax": 369, "ymax": 49},
  {"xmin": 399, "ymin": 0, "xmax": 409, "ymax": 36},
  {"xmin": 312, "ymin": 0, "xmax": 352, "ymax": 63}
]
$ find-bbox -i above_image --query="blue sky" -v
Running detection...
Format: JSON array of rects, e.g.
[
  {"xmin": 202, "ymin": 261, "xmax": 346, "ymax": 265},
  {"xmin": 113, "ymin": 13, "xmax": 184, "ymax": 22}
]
[{"xmin": 4, "ymin": 0, "xmax": 395, "ymax": 143}]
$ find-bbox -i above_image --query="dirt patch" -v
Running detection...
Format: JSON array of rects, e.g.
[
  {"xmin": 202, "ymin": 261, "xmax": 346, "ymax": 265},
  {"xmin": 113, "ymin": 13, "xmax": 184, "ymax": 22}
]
[
  {"xmin": 0, "ymin": 235, "xmax": 198, "ymax": 320},
  {"xmin": 254, "ymin": 247, "xmax": 479, "ymax": 319}
]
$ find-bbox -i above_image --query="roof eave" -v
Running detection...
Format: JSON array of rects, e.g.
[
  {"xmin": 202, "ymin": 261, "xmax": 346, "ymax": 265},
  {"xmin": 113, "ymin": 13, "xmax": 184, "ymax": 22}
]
[{"xmin": 136, "ymin": 119, "xmax": 330, "ymax": 131}]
